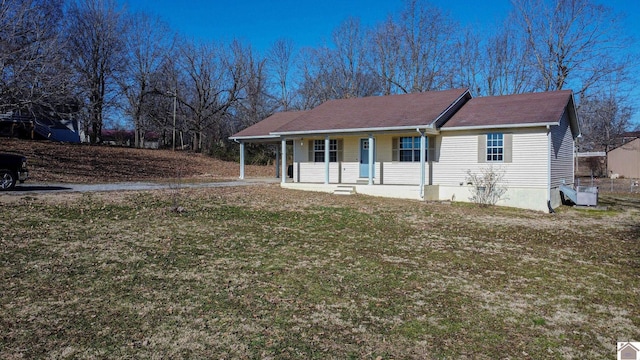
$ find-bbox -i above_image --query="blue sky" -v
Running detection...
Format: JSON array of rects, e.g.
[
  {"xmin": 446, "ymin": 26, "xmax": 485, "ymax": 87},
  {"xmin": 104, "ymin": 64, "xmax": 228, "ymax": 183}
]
[
  {"xmin": 121, "ymin": 0, "xmax": 639, "ymax": 52},
  {"xmin": 117, "ymin": 0, "xmax": 514, "ymax": 51}
]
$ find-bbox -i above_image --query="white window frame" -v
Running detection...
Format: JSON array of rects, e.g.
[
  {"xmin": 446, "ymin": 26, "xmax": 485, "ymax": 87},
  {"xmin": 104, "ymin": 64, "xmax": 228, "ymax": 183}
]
[
  {"xmin": 313, "ymin": 139, "xmax": 338, "ymax": 163},
  {"xmin": 396, "ymin": 136, "xmax": 427, "ymax": 162},
  {"xmin": 486, "ymin": 133, "xmax": 504, "ymax": 162}
]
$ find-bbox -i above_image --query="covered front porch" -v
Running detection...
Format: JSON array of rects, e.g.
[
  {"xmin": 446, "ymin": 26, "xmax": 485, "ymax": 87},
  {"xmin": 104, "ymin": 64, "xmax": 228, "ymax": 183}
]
[{"xmin": 237, "ymin": 130, "xmax": 437, "ymax": 200}]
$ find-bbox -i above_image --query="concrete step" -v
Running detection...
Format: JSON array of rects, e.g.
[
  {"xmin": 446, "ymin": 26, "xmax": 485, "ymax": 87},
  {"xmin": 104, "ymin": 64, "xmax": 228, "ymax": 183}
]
[{"xmin": 334, "ymin": 185, "xmax": 356, "ymax": 195}]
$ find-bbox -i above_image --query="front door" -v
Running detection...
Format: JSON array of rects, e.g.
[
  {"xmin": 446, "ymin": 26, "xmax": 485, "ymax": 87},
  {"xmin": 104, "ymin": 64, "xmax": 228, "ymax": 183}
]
[{"xmin": 359, "ymin": 138, "xmax": 375, "ymax": 178}]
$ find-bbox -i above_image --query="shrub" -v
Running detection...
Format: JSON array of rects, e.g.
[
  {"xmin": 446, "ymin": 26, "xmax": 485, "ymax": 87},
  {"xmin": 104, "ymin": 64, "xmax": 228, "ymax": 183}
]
[{"xmin": 465, "ymin": 166, "xmax": 508, "ymax": 206}]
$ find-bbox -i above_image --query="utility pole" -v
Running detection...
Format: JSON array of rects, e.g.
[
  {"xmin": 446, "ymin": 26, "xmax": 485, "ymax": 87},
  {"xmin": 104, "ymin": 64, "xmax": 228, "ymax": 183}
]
[{"xmin": 172, "ymin": 89, "xmax": 177, "ymax": 151}]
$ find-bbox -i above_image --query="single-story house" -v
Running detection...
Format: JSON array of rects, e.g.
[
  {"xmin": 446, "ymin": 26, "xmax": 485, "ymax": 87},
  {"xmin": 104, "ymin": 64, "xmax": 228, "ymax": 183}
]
[
  {"xmin": 230, "ymin": 88, "xmax": 580, "ymax": 212},
  {"xmin": 607, "ymin": 137, "xmax": 640, "ymax": 179}
]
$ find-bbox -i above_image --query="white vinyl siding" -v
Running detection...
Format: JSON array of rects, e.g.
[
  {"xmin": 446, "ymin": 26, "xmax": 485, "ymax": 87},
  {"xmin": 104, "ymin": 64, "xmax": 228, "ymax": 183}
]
[
  {"xmin": 298, "ymin": 162, "xmax": 341, "ymax": 183},
  {"xmin": 381, "ymin": 162, "xmax": 421, "ymax": 184},
  {"xmin": 342, "ymin": 137, "xmax": 360, "ymax": 162},
  {"xmin": 434, "ymin": 129, "xmax": 548, "ymax": 188},
  {"xmin": 375, "ymin": 135, "xmax": 393, "ymax": 162},
  {"xmin": 549, "ymin": 110, "xmax": 575, "ymax": 187}
]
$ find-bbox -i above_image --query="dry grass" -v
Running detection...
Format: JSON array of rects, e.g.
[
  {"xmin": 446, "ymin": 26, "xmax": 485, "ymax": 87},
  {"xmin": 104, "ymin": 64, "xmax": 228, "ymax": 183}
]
[
  {"xmin": 0, "ymin": 138, "xmax": 272, "ymax": 183},
  {"xmin": 1, "ymin": 185, "xmax": 638, "ymax": 358}
]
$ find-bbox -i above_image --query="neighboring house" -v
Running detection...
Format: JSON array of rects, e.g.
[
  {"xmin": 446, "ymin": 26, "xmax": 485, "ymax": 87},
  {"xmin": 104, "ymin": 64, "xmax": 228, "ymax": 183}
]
[
  {"xmin": 230, "ymin": 88, "xmax": 580, "ymax": 212},
  {"xmin": 608, "ymin": 137, "xmax": 640, "ymax": 179},
  {"xmin": 101, "ymin": 129, "xmax": 161, "ymax": 149},
  {"xmin": 620, "ymin": 131, "xmax": 640, "ymax": 145},
  {"xmin": 0, "ymin": 112, "xmax": 82, "ymax": 143}
]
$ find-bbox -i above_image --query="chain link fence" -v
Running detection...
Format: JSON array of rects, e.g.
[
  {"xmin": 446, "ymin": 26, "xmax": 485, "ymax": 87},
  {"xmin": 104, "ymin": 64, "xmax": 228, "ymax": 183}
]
[{"xmin": 576, "ymin": 177, "xmax": 640, "ymax": 194}]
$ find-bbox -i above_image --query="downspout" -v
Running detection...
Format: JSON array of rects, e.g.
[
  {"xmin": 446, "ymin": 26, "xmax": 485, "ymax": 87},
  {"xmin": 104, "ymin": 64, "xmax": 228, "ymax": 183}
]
[
  {"xmin": 547, "ymin": 125, "xmax": 552, "ymax": 212},
  {"xmin": 417, "ymin": 128, "xmax": 426, "ymax": 199},
  {"xmin": 368, "ymin": 133, "xmax": 374, "ymax": 185}
]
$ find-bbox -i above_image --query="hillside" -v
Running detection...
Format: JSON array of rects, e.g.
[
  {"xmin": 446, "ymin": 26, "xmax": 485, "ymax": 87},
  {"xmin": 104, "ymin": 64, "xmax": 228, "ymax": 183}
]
[{"xmin": 0, "ymin": 138, "xmax": 273, "ymax": 183}]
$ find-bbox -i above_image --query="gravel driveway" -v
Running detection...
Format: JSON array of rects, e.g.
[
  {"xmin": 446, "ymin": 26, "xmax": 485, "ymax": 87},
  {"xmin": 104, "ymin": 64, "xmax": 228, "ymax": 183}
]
[{"xmin": 2, "ymin": 178, "xmax": 278, "ymax": 195}]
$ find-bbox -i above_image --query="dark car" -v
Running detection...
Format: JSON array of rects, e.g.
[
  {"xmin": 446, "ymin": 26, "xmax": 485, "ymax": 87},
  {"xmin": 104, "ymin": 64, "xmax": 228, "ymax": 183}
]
[{"xmin": 0, "ymin": 153, "xmax": 29, "ymax": 190}]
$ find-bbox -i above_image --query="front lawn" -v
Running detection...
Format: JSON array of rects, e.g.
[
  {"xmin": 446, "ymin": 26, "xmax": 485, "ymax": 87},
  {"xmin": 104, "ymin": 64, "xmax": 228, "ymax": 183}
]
[{"xmin": 1, "ymin": 185, "xmax": 638, "ymax": 358}]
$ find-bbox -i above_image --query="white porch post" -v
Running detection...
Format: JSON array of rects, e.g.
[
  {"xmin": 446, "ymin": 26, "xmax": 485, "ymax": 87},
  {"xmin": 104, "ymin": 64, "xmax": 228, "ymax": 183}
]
[
  {"xmin": 239, "ymin": 141, "xmax": 245, "ymax": 180},
  {"xmin": 281, "ymin": 138, "xmax": 287, "ymax": 184},
  {"xmin": 324, "ymin": 135, "xmax": 330, "ymax": 184},
  {"xmin": 275, "ymin": 144, "xmax": 280, "ymax": 178},
  {"xmin": 368, "ymin": 133, "xmax": 374, "ymax": 185},
  {"xmin": 419, "ymin": 131, "xmax": 426, "ymax": 198}
]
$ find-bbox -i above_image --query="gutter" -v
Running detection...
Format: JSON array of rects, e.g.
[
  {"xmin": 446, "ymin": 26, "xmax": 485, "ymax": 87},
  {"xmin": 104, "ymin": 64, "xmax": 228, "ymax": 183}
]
[
  {"xmin": 229, "ymin": 135, "xmax": 280, "ymax": 141},
  {"xmin": 271, "ymin": 124, "xmax": 439, "ymax": 137},
  {"xmin": 440, "ymin": 122, "xmax": 559, "ymax": 132}
]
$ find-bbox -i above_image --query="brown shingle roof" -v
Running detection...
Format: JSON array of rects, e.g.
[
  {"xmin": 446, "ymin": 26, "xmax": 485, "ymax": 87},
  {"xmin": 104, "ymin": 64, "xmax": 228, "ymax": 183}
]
[
  {"xmin": 442, "ymin": 90, "xmax": 573, "ymax": 129},
  {"xmin": 231, "ymin": 111, "xmax": 307, "ymax": 139},
  {"xmin": 273, "ymin": 88, "xmax": 470, "ymax": 134},
  {"xmin": 621, "ymin": 131, "xmax": 640, "ymax": 139}
]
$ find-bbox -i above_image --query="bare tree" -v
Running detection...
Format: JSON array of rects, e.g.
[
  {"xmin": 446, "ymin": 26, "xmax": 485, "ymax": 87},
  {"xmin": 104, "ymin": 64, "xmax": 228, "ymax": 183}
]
[
  {"xmin": 511, "ymin": 0, "xmax": 632, "ymax": 97},
  {"xmin": 478, "ymin": 20, "xmax": 541, "ymax": 96},
  {"xmin": 177, "ymin": 40, "xmax": 248, "ymax": 152},
  {"xmin": 296, "ymin": 46, "xmax": 336, "ymax": 109},
  {"xmin": 65, "ymin": 0, "xmax": 128, "ymax": 143},
  {"xmin": 0, "ymin": 0, "xmax": 75, "ymax": 117},
  {"xmin": 450, "ymin": 29, "xmax": 482, "ymax": 94},
  {"xmin": 233, "ymin": 47, "xmax": 273, "ymax": 132},
  {"xmin": 330, "ymin": 17, "xmax": 379, "ymax": 99},
  {"xmin": 140, "ymin": 57, "xmax": 185, "ymax": 149},
  {"xmin": 369, "ymin": 18, "xmax": 402, "ymax": 95},
  {"xmin": 296, "ymin": 18, "xmax": 380, "ymax": 108},
  {"xmin": 368, "ymin": 0, "xmax": 458, "ymax": 94},
  {"xmin": 267, "ymin": 38, "xmax": 296, "ymax": 111},
  {"xmin": 578, "ymin": 88, "xmax": 633, "ymax": 152},
  {"xmin": 119, "ymin": 12, "xmax": 174, "ymax": 148},
  {"xmin": 398, "ymin": 0, "xmax": 458, "ymax": 92}
]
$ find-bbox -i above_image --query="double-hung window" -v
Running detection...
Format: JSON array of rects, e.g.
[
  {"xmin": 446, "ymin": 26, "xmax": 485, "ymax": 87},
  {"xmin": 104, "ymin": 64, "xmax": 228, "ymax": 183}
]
[
  {"xmin": 313, "ymin": 139, "xmax": 338, "ymax": 162},
  {"xmin": 396, "ymin": 136, "xmax": 427, "ymax": 162},
  {"xmin": 486, "ymin": 133, "xmax": 504, "ymax": 162}
]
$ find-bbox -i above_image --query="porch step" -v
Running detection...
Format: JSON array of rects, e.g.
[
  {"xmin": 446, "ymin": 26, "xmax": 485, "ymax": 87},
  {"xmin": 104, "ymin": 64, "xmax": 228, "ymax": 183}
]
[
  {"xmin": 334, "ymin": 185, "xmax": 356, "ymax": 195},
  {"xmin": 356, "ymin": 179, "xmax": 369, "ymax": 185}
]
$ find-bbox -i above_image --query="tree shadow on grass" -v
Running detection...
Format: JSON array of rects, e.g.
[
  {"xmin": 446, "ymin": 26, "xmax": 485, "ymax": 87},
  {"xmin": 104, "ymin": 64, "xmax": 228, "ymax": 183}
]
[{"xmin": 9, "ymin": 185, "xmax": 72, "ymax": 192}]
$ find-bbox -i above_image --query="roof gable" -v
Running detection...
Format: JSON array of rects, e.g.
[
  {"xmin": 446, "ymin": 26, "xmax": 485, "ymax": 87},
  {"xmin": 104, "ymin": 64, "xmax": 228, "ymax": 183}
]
[
  {"xmin": 272, "ymin": 88, "xmax": 470, "ymax": 134},
  {"xmin": 442, "ymin": 90, "xmax": 576, "ymax": 132}
]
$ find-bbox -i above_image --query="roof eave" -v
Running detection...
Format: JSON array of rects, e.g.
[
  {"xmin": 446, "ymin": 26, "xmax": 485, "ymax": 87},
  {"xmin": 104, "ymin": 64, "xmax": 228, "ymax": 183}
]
[
  {"xmin": 271, "ymin": 124, "xmax": 439, "ymax": 137},
  {"xmin": 229, "ymin": 134, "xmax": 280, "ymax": 141},
  {"xmin": 567, "ymin": 93, "xmax": 581, "ymax": 138},
  {"xmin": 440, "ymin": 122, "xmax": 558, "ymax": 132}
]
